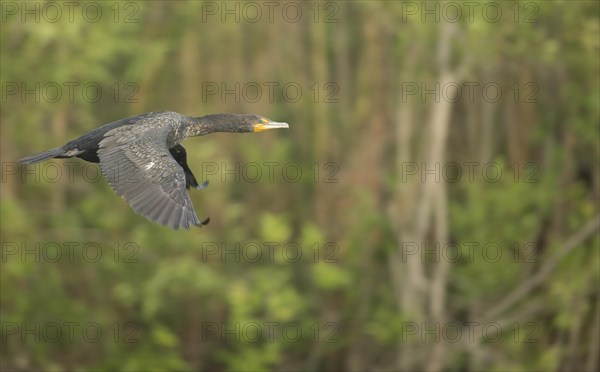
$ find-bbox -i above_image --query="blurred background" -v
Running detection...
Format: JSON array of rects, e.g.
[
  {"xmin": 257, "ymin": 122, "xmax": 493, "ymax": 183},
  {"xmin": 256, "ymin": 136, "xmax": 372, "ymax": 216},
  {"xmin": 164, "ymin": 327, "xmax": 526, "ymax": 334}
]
[{"xmin": 1, "ymin": 1, "xmax": 599, "ymax": 371}]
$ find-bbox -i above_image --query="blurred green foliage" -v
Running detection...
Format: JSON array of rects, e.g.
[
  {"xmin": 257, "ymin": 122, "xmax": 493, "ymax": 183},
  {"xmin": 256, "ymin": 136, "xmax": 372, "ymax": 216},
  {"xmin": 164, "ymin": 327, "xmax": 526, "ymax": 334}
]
[{"xmin": 1, "ymin": 1, "xmax": 599, "ymax": 371}]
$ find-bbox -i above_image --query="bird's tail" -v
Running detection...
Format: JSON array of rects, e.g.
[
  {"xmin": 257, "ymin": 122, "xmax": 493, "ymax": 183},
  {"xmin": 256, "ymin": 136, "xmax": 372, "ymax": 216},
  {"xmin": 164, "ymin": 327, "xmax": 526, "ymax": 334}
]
[{"xmin": 18, "ymin": 147, "xmax": 65, "ymax": 164}]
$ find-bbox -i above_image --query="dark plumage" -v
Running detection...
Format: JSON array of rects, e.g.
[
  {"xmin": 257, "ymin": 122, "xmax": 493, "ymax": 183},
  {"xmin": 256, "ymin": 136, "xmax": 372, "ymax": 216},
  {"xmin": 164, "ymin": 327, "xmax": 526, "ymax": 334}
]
[{"xmin": 19, "ymin": 111, "xmax": 289, "ymax": 230}]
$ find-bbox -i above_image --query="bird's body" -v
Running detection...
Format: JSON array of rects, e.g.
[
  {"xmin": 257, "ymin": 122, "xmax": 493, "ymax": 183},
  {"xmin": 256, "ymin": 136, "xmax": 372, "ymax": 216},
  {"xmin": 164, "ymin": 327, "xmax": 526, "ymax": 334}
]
[{"xmin": 19, "ymin": 111, "xmax": 288, "ymax": 230}]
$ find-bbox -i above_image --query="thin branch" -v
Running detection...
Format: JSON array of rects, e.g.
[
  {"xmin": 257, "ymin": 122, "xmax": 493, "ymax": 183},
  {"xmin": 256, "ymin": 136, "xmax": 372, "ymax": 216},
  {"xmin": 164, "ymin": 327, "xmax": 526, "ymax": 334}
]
[{"xmin": 482, "ymin": 215, "xmax": 600, "ymax": 322}]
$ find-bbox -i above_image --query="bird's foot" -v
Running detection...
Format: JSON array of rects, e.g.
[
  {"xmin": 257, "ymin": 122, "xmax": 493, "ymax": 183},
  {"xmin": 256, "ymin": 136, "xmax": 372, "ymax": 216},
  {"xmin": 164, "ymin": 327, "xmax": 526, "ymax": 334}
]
[{"xmin": 196, "ymin": 180, "xmax": 209, "ymax": 190}]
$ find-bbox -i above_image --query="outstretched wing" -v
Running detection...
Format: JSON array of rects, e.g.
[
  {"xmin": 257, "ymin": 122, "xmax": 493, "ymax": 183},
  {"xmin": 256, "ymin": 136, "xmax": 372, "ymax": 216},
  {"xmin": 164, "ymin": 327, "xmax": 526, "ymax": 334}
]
[{"xmin": 97, "ymin": 124, "xmax": 206, "ymax": 230}]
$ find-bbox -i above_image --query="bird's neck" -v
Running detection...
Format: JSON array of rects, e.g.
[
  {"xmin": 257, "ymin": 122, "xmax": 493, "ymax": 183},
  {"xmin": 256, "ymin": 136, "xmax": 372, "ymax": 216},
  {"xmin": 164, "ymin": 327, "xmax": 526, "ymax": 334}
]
[
  {"xmin": 182, "ymin": 116, "xmax": 212, "ymax": 138},
  {"xmin": 183, "ymin": 114, "xmax": 247, "ymax": 138}
]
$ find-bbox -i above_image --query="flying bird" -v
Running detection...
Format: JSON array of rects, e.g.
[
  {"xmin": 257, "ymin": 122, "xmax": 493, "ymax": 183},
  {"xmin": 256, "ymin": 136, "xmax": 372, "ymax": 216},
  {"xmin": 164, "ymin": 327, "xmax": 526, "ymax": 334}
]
[{"xmin": 19, "ymin": 112, "xmax": 289, "ymax": 229}]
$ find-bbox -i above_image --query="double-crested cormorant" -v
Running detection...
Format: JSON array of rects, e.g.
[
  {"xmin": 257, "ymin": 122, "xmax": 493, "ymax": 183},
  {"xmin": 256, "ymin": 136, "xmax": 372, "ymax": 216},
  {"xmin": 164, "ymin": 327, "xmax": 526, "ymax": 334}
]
[{"xmin": 19, "ymin": 112, "xmax": 289, "ymax": 229}]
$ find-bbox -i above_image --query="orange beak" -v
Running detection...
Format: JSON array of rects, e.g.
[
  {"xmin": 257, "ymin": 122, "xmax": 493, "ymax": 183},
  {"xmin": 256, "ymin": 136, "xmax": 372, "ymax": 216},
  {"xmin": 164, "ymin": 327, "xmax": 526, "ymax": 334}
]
[{"xmin": 253, "ymin": 120, "xmax": 289, "ymax": 132}]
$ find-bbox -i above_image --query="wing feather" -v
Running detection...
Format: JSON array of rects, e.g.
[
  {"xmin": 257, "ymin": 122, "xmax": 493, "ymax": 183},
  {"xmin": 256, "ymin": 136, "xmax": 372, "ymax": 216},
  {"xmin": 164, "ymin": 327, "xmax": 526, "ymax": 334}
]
[{"xmin": 97, "ymin": 124, "xmax": 203, "ymax": 229}]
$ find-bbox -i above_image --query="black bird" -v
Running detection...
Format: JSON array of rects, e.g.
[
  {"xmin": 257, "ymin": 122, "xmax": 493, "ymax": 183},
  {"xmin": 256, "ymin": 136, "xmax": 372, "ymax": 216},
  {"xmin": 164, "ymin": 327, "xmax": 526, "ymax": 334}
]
[{"xmin": 19, "ymin": 112, "xmax": 289, "ymax": 229}]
